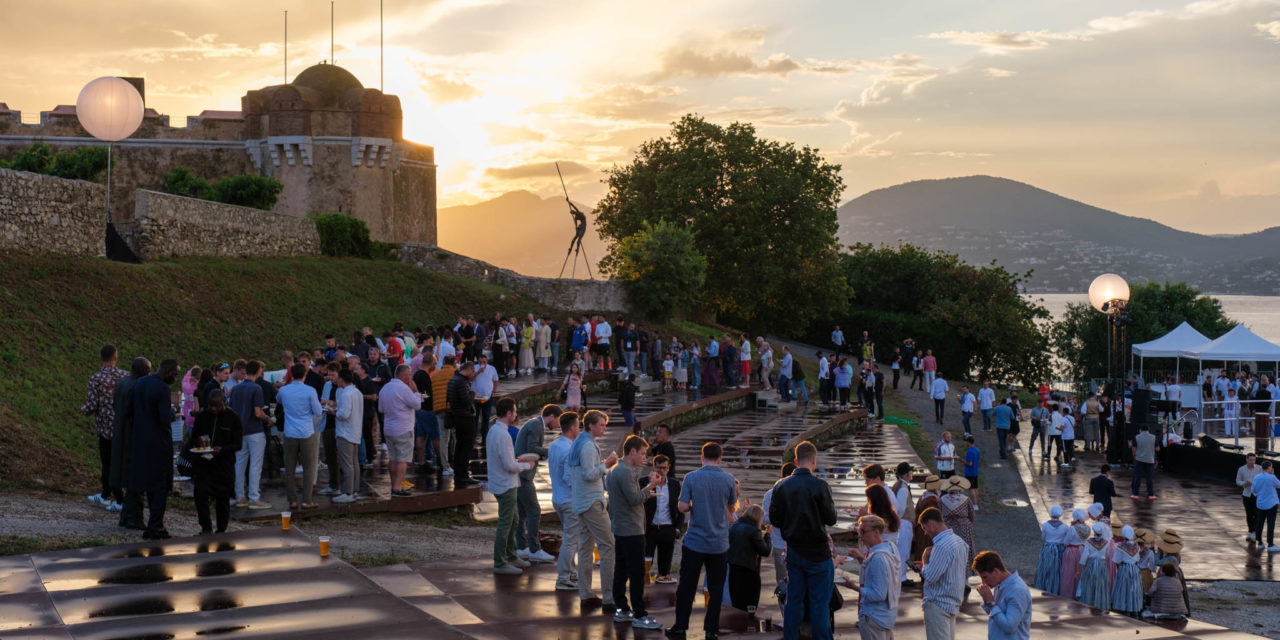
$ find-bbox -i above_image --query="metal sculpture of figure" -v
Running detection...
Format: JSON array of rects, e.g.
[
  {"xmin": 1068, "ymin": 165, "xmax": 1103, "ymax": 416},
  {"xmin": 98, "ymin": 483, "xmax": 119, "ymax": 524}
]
[{"xmin": 556, "ymin": 162, "xmax": 594, "ymax": 280}]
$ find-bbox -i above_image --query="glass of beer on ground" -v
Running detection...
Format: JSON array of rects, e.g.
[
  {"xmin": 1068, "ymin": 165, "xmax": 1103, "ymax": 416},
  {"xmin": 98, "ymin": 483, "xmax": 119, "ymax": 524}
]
[
  {"xmin": 319, "ymin": 536, "xmax": 330, "ymax": 557},
  {"xmin": 281, "ymin": 511, "xmax": 292, "ymax": 531}
]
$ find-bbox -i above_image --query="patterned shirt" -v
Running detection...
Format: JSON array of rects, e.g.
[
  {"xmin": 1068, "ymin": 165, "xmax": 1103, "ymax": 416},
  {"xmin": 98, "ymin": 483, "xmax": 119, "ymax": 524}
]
[
  {"xmin": 922, "ymin": 528, "xmax": 969, "ymax": 615},
  {"xmin": 81, "ymin": 366, "xmax": 127, "ymax": 439}
]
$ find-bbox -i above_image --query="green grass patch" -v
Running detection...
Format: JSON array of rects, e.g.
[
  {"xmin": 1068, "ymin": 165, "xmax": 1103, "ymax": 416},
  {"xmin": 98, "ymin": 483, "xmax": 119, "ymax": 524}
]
[
  {"xmin": 0, "ymin": 535, "xmax": 114, "ymax": 557},
  {"xmin": 883, "ymin": 393, "xmax": 933, "ymax": 464},
  {"xmin": 338, "ymin": 548, "xmax": 422, "ymax": 568}
]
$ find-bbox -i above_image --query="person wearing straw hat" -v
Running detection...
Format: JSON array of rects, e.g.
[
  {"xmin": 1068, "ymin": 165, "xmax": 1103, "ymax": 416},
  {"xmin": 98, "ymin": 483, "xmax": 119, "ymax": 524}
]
[
  {"xmin": 1110, "ymin": 525, "xmax": 1143, "ymax": 616},
  {"xmin": 1058, "ymin": 509, "xmax": 1089, "ymax": 601},
  {"xmin": 939, "ymin": 476, "xmax": 976, "ymax": 575},
  {"xmin": 1134, "ymin": 529, "xmax": 1157, "ymax": 592},
  {"xmin": 1107, "ymin": 517, "xmax": 1126, "ymax": 587},
  {"xmin": 1034, "ymin": 506, "xmax": 1066, "ymax": 595},
  {"xmin": 1076, "ymin": 522, "xmax": 1112, "ymax": 609},
  {"xmin": 1250, "ymin": 459, "xmax": 1280, "ymax": 552},
  {"xmin": 911, "ymin": 475, "xmax": 943, "ymax": 565}
]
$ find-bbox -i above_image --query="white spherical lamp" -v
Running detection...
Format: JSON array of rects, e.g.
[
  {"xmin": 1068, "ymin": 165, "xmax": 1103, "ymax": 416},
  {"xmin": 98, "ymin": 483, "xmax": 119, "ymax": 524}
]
[
  {"xmin": 1088, "ymin": 273, "xmax": 1129, "ymax": 313},
  {"xmin": 75, "ymin": 77, "xmax": 144, "ymax": 142}
]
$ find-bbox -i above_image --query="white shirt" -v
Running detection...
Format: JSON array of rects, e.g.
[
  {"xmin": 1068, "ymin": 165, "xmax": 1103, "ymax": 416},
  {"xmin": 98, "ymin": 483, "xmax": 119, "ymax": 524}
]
[
  {"xmin": 595, "ymin": 321, "xmax": 612, "ymax": 344},
  {"xmin": 473, "ymin": 363, "xmax": 499, "ymax": 399},
  {"xmin": 335, "ymin": 384, "xmax": 364, "ymax": 445},
  {"xmin": 978, "ymin": 387, "xmax": 996, "ymax": 410},
  {"xmin": 935, "ymin": 441, "xmax": 956, "ymax": 472},
  {"xmin": 1049, "ymin": 412, "xmax": 1063, "ymax": 436},
  {"xmin": 653, "ymin": 483, "xmax": 672, "ymax": 525},
  {"xmin": 930, "ymin": 377, "xmax": 949, "ymax": 400},
  {"xmin": 740, "ymin": 341, "xmax": 751, "ymax": 362},
  {"xmin": 1060, "ymin": 414, "xmax": 1076, "ymax": 440},
  {"xmin": 780, "ymin": 353, "xmax": 793, "ymax": 378},
  {"xmin": 1166, "ymin": 385, "xmax": 1182, "ymax": 402},
  {"xmin": 438, "ymin": 340, "xmax": 456, "ymax": 362},
  {"xmin": 818, "ymin": 358, "xmax": 830, "ymax": 380},
  {"xmin": 960, "ymin": 392, "xmax": 976, "ymax": 413}
]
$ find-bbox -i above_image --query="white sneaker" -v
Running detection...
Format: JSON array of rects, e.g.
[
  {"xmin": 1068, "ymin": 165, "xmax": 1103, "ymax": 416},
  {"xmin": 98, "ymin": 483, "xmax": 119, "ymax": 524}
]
[
  {"xmin": 442, "ymin": 468, "xmax": 454, "ymax": 477},
  {"xmin": 493, "ymin": 564, "xmax": 523, "ymax": 575},
  {"xmin": 1269, "ymin": 545, "xmax": 1280, "ymax": 553},
  {"xmin": 516, "ymin": 548, "xmax": 531, "ymax": 559},
  {"xmin": 317, "ymin": 487, "xmax": 336, "ymax": 496},
  {"xmin": 332, "ymin": 493, "xmax": 356, "ymax": 504},
  {"xmin": 87, "ymin": 494, "xmax": 108, "ymax": 507},
  {"xmin": 530, "ymin": 549, "xmax": 555, "ymax": 563}
]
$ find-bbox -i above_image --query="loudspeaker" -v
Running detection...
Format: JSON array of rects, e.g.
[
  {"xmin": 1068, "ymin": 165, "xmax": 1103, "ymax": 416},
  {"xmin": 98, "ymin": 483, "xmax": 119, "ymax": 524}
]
[{"xmin": 1131, "ymin": 389, "xmax": 1153, "ymax": 427}]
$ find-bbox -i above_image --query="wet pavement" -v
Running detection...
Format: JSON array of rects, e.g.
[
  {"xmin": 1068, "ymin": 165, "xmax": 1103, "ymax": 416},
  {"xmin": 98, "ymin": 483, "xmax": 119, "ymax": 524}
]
[
  {"xmin": 0, "ymin": 528, "xmax": 466, "ymax": 639},
  {"xmin": 1019, "ymin": 445, "xmax": 1278, "ymax": 581}
]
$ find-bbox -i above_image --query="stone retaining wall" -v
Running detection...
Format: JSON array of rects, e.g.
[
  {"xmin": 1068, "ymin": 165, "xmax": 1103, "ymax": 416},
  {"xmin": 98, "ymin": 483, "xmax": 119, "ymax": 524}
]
[
  {"xmin": 400, "ymin": 243, "xmax": 629, "ymax": 312},
  {"xmin": 0, "ymin": 168, "xmax": 104, "ymax": 257},
  {"xmin": 131, "ymin": 189, "xmax": 320, "ymax": 260}
]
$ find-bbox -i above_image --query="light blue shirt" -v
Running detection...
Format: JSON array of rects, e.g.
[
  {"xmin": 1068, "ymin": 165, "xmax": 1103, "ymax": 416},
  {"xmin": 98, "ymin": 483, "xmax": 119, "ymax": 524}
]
[
  {"xmin": 981, "ymin": 571, "xmax": 1032, "ymax": 640},
  {"xmin": 922, "ymin": 528, "xmax": 969, "ymax": 615},
  {"xmin": 335, "ymin": 384, "xmax": 363, "ymax": 445},
  {"xmin": 568, "ymin": 431, "xmax": 609, "ymax": 514},
  {"xmin": 678, "ymin": 464, "xmax": 737, "ymax": 554},
  {"xmin": 978, "ymin": 387, "xmax": 996, "ymax": 410},
  {"xmin": 859, "ymin": 541, "xmax": 901, "ymax": 630},
  {"xmin": 780, "ymin": 352, "xmax": 792, "ymax": 378},
  {"xmin": 277, "ymin": 380, "xmax": 322, "ymax": 439},
  {"xmin": 762, "ymin": 488, "xmax": 785, "ymax": 549},
  {"xmin": 547, "ymin": 434, "xmax": 575, "ymax": 506},
  {"xmin": 1253, "ymin": 472, "xmax": 1280, "ymax": 510},
  {"xmin": 994, "ymin": 403, "xmax": 1015, "ymax": 429},
  {"xmin": 707, "ymin": 340, "xmax": 720, "ymax": 358},
  {"xmin": 485, "ymin": 421, "xmax": 524, "ymax": 496}
]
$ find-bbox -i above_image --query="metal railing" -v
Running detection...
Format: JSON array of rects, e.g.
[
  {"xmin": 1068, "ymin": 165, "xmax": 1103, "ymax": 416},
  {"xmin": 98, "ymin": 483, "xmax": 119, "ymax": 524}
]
[{"xmin": 1196, "ymin": 398, "xmax": 1277, "ymax": 449}]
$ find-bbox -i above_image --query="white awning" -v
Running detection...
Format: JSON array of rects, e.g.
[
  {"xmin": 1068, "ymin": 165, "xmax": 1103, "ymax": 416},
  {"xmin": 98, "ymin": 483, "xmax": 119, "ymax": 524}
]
[
  {"xmin": 1178, "ymin": 324, "xmax": 1280, "ymax": 361},
  {"xmin": 1131, "ymin": 321, "xmax": 1211, "ymax": 358}
]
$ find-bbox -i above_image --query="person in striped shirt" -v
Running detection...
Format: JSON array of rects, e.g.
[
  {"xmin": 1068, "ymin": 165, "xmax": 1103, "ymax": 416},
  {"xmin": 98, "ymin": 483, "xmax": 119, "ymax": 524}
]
[{"xmin": 916, "ymin": 507, "xmax": 969, "ymax": 640}]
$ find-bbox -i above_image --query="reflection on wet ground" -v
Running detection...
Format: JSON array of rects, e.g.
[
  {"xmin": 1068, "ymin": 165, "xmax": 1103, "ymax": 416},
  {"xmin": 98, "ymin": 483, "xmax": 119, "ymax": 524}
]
[
  {"xmin": 0, "ymin": 528, "xmax": 467, "ymax": 639},
  {"xmin": 1020, "ymin": 446, "xmax": 1278, "ymax": 581}
]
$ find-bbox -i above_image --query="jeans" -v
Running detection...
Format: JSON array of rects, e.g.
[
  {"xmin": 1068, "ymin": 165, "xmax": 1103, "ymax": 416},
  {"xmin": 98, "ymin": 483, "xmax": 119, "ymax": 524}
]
[
  {"xmin": 1029, "ymin": 420, "xmax": 1046, "ymax": 454},
  {"xmin": 474, "ymin": 401, "xmax": 492, "ymax": 441},
  {"xmin": 622, "ymin": 410, "xmax": 636, "ymax": 430},
  {"xmin": 1256, "ymin": 505, "xmax": 1277, "ymax": 546},
  {"xmin": 981, "ymin": 408, "xmax": 993, "ymax": 431},
  {"xmin": 925, "ymin": 371, "xmax": 936, "ymax": 389},
  {"xmin": 624, "ymin": 351, "xmax": 636, "ymax": 373},
  {"xmin": 492, "ymin": 488, "xmax": 519, "ymax": 568},
  {"xmin": 613, "ymin": 534, "xmax": 648, "ymax": 616},
  {"xmin": 818, "ymin": 379, "xmax": 831, "ymax": 405},
  {"xmin": 337, "ymin": 438, "xmax": 360, "ymax": 496},
  {"xmin": 911, "ymin": 371, "xmax": 924, "ymax": 390},
  {"xmin": 1049, "ymin": 435, "xmax": 1063, "ymax": 460},
  {"xmin": 1062, "ymin": 438, "xmax": 1075, "ymax": 465},
  {"xmin": 1132, "ymin": 460, "xmax": 1155, "ymax": 496},
  {"xmin": 555, "ymin": 502, "xmax": 587, "ymax": 585},
  {"xmin": 283, "ymin": 432, "xmax": 318, "ymax": 506},
  {"xmin": 98, "ymin": 436, "xmax": 122, "ymax": 502},
  {"xmin": 674, "ymin": 546, "xmax": 729, "ymax": 633},
  {"xmin": 782, "ymin": 552, "xmax": 833, "ymax": 640},
  {"xmin": 577, "ymin": 501, "xmax": 616, "ymax": 603},
  {"xmin": 794, "ymin": 381, "xmax": 809, "ymax": 404},
  {"xmin": 439, "ymin": 420, "xmax": 454, "ymax": 471},
  {"xmin": 1244, "ymin": 495, "xmax": 1258, "ymax": 536},
  {"xmin": 779, "ymin": 376, "xmax": 792, "ymax": 402},
  {"xmin": 923, "ymin": 599, "xmax": 956, "ymax": 640},
  {"xmin": 997, "ymin": 428, "xmax": 1010, "ymax": 457},
  {"xmin": 646, "ymin": 524, "xmax": 678, "ymax": 576},
  {"xmin": 235, "ymin": 432, "xmax": 266, "ymax": 501},
  {"xmin": 934, "ymin": 399, "xmax": 946, "ymax": 422},
  {"xmin": 515, "ymin": 478, "xmax": 541, "ymax": 551},
  {"xmin": 961, "ymin": 411, "xmax": 973, "ymax": 434},
  {"xmin": 892, "ymin": 369, "xmax": 900, "ymax": 389},
  {"xmin": 552, "ymin": 344, "xmax": 561, "ymax": 372}
]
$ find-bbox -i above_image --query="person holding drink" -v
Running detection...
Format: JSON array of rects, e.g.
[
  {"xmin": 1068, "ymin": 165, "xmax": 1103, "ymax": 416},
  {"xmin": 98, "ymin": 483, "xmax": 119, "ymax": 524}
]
[{"xmin": 186, "ymin": 392, "xmax": 243, "ymax": 534}]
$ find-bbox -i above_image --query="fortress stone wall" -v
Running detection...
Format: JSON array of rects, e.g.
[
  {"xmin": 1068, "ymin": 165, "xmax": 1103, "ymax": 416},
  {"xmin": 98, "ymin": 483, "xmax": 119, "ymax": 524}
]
[
  {"xmin": 130, "ymin": 190, "xmax": 320, "ymax": 261},
  {"xmin": 0, "ymin": 168, "xmax": 105, "ymax": 257}
]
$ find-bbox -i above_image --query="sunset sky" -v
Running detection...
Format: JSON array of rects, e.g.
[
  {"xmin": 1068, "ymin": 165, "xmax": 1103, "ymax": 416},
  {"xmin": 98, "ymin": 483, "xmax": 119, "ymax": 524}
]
[{"xmin": 4, "ymin": 0, "xmax": 1279, "ymax": 233}]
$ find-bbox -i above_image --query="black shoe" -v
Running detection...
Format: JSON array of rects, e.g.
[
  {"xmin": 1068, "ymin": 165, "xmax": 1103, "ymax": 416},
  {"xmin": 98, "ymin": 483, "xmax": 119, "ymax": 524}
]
[
  {"xmin": 457, "ymin": 478, "xmax": 481, "ymax": 487},
  {"xmin": 143, "ymin": 528, "xmax": 171, "ymax": 540},
  {"xmin": 199, "ymin": 528, "xmax": 213, "ymax": 535},
  {"xmin": 602, "ymin": 602, "xmax": 617, "ymax": 615},
  {"xmin": 664, "ymin": 629, "xmax": 686, "ymax": 640},
  {"xmin": 704, "ymin": 634, "xmax": 718, "ymax": 640}
]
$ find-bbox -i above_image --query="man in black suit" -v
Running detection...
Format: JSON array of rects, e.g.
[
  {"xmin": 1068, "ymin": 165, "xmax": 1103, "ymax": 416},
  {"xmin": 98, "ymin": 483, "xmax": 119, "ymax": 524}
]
[
  {"xmin": 643, "ymin": 454, "xmax": 683, "ymax": 584},
  {"xmin": 1089, "ymin": 464, "xmax": 1118, "ymax": 516}
]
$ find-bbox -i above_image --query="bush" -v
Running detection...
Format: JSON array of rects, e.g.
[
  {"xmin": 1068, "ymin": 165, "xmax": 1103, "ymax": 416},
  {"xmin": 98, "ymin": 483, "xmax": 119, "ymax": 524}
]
[
  {"xmin": 161, "ymin": 166, "xmax": 212, "ymax": 199},
  {"xmin": 47, "ymin": 146, "xmax": 108, "ymax": 182},
  {"xmin": 10, "ymin": 142, "xmax": 55, "ymax": 173},
  {"xmin": 311, "ymin": 213, "xmax": 373, "ymax": 257},
  {"xmin": 602, "ymin": 220, "xmax": 707, "ymax": 322},
  {"xmin": 209, "ymin": 174, "xmax": 283, "ymax": 210}
]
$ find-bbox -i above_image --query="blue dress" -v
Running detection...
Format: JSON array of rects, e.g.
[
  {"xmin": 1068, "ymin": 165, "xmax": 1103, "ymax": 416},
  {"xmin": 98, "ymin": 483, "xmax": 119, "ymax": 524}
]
[
  {"xmin": 1110, "ymin": 542, "xmax": 1143, "ymax": 613},
  {"xmin": 1076, "ymin": 539, "xmax": 1111, "ymax": 609},
  {"xmin": 1034, "ymin": 519, "xmax": 1066, "ymax": 594}
]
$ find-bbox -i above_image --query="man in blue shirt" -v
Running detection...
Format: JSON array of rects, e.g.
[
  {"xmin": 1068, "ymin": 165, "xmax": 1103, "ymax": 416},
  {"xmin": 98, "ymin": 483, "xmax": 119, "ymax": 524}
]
[
  {"xmin": 548, "ymin": 411, "xmax": 584, "ymax": 591},
  {"xmin": 667, "ymin": 442, "xmax": 737, "ymax": 640},
  {"xmin": 1250, "ymin": 460, "xmax": 1280, "ymax": 551},
  {"xmin": 963, "ymin": 435, "xmax": 981, "ymax": 508},
  {"xmin": 992, "ymin": 400, "xmax": 1015, "ymax": 459},
  {"xmin": 974, "ymin": 550, "xmax": 1031, "ymax": 640},
  {"xmin": 276, "ymin": 363, "xmax": 324, "ymax": 509},
  {"xmin": 853, "ymin": 514, "xmax": 901, "ymax": 639},
  {"xmin": 917, "ymin": 507, "xmax": 968, "ymax": 640}
]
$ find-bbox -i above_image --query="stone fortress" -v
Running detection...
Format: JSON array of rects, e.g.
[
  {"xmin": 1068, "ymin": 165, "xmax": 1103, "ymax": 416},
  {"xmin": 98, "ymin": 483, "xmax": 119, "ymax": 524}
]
[{"xmin": 0, "ymin": 62, "xmax": 436, "ymax": 246}]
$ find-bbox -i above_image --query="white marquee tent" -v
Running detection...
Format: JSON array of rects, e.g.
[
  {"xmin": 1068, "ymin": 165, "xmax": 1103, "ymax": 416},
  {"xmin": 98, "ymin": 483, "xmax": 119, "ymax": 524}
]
[
  {"xmin": 1178, "ymin": 324, "xmax": 1280, "ymax": 372},
  {"xmin": 1131, "ymin": 321, "xmax": 1213, "ymax": 381}
]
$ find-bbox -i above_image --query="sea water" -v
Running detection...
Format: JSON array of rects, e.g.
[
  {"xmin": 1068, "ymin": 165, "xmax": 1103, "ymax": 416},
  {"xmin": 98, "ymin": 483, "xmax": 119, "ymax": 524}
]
[{"xmin": 1032, "ymin": 294, "xmax": 1280, "ymax": 344}]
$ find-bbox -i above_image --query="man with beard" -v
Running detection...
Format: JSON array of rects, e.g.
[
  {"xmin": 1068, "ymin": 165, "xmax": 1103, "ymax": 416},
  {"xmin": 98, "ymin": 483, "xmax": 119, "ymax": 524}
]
[{"xmin": 126, "ymin": 358, "xmax": 180, "ymax": 540}]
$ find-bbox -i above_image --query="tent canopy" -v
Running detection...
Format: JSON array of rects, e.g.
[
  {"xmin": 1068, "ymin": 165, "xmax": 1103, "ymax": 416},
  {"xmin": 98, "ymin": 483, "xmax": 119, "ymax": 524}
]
[
  {"xmin": 1177, "ymin": 324, "xmax": 1280, "ymax": 361},
  {"xmin": 1131, "ymin": 322, "xmax": 1211, "ymax": 358}
]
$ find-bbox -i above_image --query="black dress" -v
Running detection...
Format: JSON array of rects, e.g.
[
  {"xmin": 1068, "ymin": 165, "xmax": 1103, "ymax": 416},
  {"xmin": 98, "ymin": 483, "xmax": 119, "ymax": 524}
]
[{"xmin": 187, "ymin": 409, "xmax": 243, "ymax": 533}]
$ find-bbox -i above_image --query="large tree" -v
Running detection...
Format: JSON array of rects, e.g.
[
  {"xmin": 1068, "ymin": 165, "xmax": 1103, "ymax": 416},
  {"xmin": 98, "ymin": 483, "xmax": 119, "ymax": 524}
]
[
  {"xmin": 601, "ymin": 220, "xmax": 707, "ymax": 322},
  {"xmin": 1050, "ymin": 281, "xmax": 1236, "ymax": 382},
  {"xmin": 593, "ymin": 114, "xmax": 849, "ymax": 333},
  {"xmin": 819, "ymin": 243, "xmax": 1052, "ymax": 387}
]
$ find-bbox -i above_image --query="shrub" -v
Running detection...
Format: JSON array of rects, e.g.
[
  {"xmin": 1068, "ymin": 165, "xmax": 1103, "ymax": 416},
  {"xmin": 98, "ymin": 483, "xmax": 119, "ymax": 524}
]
[
  {"xmin": 161, "ymin": 166, "xmax": 212, "ymax": 199},
  {"xmin": 602, "ymin": 220, "xmax": 706, "ymax": 322},
  {"xmin": 209, "ymin": 174, "xmax": 283, "ymax": 211},
  {"xmin": 311, "ymin": 213, "xmax": 372, "ymax": 258},
  {"xmin": 47, "ymin": 146, "xmax": 108, "ymax": 182},
  {"xmin": 10, "ymin": 142, "xmax": 54, "ymax": 173}
]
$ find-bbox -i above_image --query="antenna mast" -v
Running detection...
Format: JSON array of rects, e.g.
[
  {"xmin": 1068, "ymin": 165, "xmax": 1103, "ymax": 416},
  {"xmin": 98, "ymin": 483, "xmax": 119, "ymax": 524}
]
[
  {"xmin": 283, "ymin": 11, "xmax": 288, "ymax": 83},
  {"xmin": 330, "ymin": 2, "xmax": 335, "ymax": 64}
]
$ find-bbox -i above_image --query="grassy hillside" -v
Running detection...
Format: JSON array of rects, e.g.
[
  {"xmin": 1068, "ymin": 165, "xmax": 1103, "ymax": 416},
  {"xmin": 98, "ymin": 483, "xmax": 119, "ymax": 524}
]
[{"xmin": 0, "ymin": 254, "xmax": 552, "ymax": 492}]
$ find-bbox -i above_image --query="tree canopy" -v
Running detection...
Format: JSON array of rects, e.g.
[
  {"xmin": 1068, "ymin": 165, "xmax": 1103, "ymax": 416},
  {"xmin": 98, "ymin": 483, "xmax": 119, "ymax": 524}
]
[
  {"xmin": 815, "ymin": 243, "xmax": 1052, "ymax": 387},
  {"xmin": 601, "ymin": 220, "xmax": 706, "ymax": 322},
  {"xmin": 593, "ymin": 114, "xmax": 848, "ymax": 333},
  {"xmin": 1050, "ymin": 281, "xmax": 1236, "ymax": 382}
]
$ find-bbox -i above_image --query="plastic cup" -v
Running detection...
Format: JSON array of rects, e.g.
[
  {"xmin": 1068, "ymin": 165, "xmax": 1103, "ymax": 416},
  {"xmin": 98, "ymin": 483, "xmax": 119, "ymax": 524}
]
[
  {"xmin": 319, "ymin": 536, "xmax": 330, "ymax": 557},
  {"xmin": 593, "ymin": 546, "xmax": 600, "ymax": 563},
  {"xmin": 281, "ymin": 511, "xmax": 292, "ymax": 531},
  {"xmin": 702, "ymin": 589, "xmax": 709, "ymax": 607}
]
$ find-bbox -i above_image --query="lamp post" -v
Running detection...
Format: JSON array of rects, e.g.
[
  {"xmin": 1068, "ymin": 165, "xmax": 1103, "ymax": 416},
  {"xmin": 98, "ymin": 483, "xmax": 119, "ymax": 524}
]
[
  {"xmin": 75, "ymin": 77, "xmax": 144, "ymax": 224},
  {"xmin": 1088, "ymin": 273, "xmax": 1131, "ymax": 388}
]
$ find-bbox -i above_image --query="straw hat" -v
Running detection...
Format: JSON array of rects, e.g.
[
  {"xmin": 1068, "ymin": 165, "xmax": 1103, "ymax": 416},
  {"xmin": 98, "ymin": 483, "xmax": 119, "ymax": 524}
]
[
  {"xmin": 1157, "ymin": 528, "xmax": 1183, "ymax": 554},
  {"xmin": 924, "ymin": 475, "xmax": 942, "ymax": 492},
  {"xmin": 947, "ymin": 476, "xmax": 971, "ymax": 492},
  {"xmin": 1110, "ymin": 518, "xmax": 1125, "ymax": 538},
  {"xmin": 1136, "ymin": 528, "xmax": 1154, "ymax": 545}
]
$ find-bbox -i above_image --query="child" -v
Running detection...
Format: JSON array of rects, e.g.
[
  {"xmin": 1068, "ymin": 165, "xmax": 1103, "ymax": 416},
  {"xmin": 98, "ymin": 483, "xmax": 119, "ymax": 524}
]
[
  {"xmin": 1110, "ymin": 526, "xmax": 1143, "ymax": 616},
  {"xmin": 1059, "ymin": 406, "xmax": 1076, "ymax": 468},
  {"xmin": 662, "ymin": 353, "xmax": 674, "ymax": 392},
  {"xmin": 1077, "ymin": 522, "xmax": 1112, "ymax": 609},
  {"xmin": 727, "ymin": 504, "xmax": 772, "ymax": 612},
  {"xmin": 963, "ymin": 435, "xmax": 980, "ymax": 509},
  {"xmin": 1034, "ymin": 505, "xmax": 1066, "ymax": 595},
  {"xmin": 1135, "ymin": 529, "xmax": 1157, "ymax": 593},
  {"xmin": 1059, "ymin": 509, "xmax": 1088, "ymax": 600}
]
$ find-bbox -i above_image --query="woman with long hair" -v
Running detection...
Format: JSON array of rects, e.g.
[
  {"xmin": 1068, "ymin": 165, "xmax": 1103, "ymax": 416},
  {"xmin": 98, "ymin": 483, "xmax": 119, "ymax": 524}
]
[
  {"xmin": 181, "ymin": 366, "xmax": 203, "ymax": 431},
  {"xmin": 560, "ymin": 362, "xmax": 584, "ymax": 412}
]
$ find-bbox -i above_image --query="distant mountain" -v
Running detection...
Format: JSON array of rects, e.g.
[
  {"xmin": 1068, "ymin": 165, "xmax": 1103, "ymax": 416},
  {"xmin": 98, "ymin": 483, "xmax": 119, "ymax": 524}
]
[
  {"xmin": 437, "ymin": 191, "xmax": 608, "ymax": 278},
  {"xmin": 837, "ymin": 176, "xmax": 1280, "ymax": 294}
]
